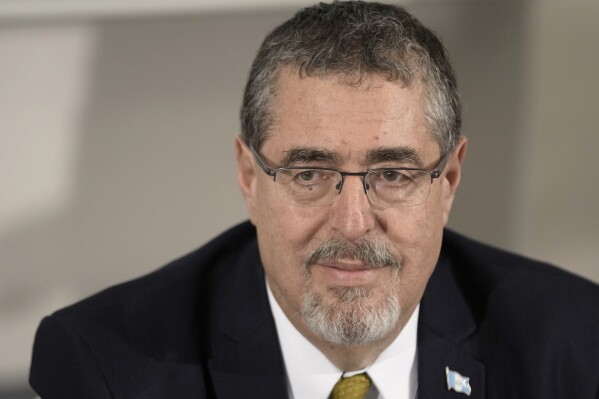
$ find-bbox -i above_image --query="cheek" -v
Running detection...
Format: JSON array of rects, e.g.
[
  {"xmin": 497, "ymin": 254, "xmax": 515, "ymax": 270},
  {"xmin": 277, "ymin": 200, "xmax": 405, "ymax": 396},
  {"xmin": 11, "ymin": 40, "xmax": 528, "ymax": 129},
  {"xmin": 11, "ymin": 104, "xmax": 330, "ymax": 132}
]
[
  {"xmin": 383, "ymin": 200, "xmax": 443, "ymax": 253},
  {"xmin": 256, "ymin": 213, "xmax": 306, "ymax": 314},
  {"xmin": 253, "ymin": 184, "xmax": 330, "ymax": 308},
  {"xmin": 383, "ymin": 197, "xmax": 445, "ymax": 303},
  {"xmin": 256, "ymin": 185, "xmax": 328, "ymax": 250}
]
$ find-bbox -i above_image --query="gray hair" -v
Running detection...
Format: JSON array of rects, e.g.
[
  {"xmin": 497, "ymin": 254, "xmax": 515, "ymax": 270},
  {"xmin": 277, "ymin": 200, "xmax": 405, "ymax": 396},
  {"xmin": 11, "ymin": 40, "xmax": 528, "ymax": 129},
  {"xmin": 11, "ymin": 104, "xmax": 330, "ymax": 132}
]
[{"xmin": 240, "ymin": 0, "xmax": 461, "ymax": 155}]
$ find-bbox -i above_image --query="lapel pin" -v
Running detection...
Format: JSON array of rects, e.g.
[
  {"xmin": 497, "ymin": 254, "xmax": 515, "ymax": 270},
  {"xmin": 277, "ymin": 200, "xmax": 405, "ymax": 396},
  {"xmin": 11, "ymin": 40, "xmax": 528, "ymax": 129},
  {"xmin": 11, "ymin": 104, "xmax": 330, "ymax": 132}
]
[{"xmin": 445, "ymin": 367, "xmax": 472, "ymax": 396}]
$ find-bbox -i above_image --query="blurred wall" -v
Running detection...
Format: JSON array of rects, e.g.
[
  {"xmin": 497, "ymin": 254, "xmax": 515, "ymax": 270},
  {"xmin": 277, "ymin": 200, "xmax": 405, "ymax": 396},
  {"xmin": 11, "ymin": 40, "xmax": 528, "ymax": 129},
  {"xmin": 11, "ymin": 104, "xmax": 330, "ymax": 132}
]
[{"xmin": 1, "ymin": 0, "xmax": 598, "ymax": 390}]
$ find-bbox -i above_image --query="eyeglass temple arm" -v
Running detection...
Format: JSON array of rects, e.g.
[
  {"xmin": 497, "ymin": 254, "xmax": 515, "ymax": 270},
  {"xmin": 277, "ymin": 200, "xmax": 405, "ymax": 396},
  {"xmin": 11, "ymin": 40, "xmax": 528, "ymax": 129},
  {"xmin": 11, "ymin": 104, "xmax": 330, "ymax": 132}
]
[
  {"xmin": 250, "ymin": 145, "xmax": 277, "ymax": 177},
  {"xmin": 431, "ymin": 151, "xmax": 451, "ymax": 179}
]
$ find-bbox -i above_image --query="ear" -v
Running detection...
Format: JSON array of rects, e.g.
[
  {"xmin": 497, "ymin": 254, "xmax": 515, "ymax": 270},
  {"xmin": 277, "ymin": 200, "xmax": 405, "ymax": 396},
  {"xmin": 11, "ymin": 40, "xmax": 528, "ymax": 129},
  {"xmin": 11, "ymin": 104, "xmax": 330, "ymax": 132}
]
[
  {"xmin": 235, "ymin": 135, "xmax": 258, "ymax": 225},
  {"xmin": 441, "ymin": 136, "xmax": 468, "ymax": 226}
]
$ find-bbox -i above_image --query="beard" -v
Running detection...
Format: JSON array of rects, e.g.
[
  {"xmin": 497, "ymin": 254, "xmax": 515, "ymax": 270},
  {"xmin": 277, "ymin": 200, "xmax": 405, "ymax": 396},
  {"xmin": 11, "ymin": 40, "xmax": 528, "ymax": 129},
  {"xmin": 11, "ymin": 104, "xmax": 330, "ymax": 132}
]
[{"xmin": 300, "ymin": 237, "xmax": 402, "ymax": 346}]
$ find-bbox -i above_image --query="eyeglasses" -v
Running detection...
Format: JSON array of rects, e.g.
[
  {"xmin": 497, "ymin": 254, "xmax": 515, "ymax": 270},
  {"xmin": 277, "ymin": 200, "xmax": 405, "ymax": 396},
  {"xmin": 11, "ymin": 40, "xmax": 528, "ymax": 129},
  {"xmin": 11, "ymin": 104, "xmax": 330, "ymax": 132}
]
[{"xmin": 251, "ymin": 146, "xmax": 450, "ymax": 209}]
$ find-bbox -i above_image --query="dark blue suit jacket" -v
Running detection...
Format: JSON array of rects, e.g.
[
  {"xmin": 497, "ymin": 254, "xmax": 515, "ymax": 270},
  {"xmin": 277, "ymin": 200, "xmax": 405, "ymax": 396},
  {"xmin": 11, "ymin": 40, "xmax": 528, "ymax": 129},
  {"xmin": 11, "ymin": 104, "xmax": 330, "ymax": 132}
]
[{"xmin": 30, "ymin": 222, "xmax": 599, "ymax": 398}]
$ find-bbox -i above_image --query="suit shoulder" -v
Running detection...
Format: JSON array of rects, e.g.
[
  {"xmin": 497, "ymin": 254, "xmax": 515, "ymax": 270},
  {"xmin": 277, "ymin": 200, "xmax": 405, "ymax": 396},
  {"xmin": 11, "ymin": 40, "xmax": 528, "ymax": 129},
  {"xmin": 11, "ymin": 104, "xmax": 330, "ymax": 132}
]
[
  {"xmin": 58, "ymin": 221, "xmax": 256, "ymax": 310},
  {"xmin": 442, "ymin": 231, "xmax": 599, "ymax": 392},
  {"xmin": 45, "ymin": 221, "xmax": 258, "ymax": 360},
  {"xmin": 443, "ymin": 229, "xmax": 599, "ymax": 328},
  {"xmin": 31, "ymin": 221, "xmax": 258, "ymax": 396}
]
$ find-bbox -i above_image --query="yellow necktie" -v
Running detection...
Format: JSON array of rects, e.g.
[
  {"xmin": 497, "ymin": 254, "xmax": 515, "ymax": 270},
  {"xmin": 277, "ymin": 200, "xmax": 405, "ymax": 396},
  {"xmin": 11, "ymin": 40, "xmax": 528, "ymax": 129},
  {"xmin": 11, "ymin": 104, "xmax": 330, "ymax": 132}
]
[{"xmin": 332, "ymin": 372, "xmax": 372, "ymax": 399}]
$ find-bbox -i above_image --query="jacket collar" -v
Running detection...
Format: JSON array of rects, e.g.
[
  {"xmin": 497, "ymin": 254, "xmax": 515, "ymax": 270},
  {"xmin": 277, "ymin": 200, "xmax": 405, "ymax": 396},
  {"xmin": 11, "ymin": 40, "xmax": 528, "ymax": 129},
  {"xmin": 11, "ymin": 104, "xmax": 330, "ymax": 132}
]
[
  {"xmin": 417, "ymin": 249, "xmax": 486, "ymax": 399},
  {"xmin": 207, "ymin": 239, "xmax": 288, "ymax": 398}
]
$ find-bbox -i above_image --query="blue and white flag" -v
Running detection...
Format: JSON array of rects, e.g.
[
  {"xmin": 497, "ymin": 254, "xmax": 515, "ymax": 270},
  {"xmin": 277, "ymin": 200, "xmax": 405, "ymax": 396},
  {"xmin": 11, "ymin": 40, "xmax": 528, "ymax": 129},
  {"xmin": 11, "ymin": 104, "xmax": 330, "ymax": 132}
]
[{"xmin": 445, "ymin": 367, "xmax": 472, "ymax": 396}]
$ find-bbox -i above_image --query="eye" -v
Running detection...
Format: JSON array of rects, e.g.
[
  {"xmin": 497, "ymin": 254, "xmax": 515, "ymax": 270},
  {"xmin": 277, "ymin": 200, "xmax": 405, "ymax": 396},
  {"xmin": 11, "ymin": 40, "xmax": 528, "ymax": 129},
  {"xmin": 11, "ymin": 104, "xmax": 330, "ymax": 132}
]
[
  {"xmin": 381, "ymin": 170, "xmax": 410, "ymax": 183},
  {"xmin": 276, "ymin": 168, "xmax": 335, "ymax": 188},
  {"xmin": 382, "ymin": 170, "xmax": 402, "ymax": 182},
  {"xmin": 290, "ymin": 169, "xmax": 332, "ymax": 187},
  {"xmin": 296, "ymin": 170, "xmax": 318, "ymax": 182},
  {"xmin": 369, "ymin": 169, "xmax": 416, "ymax": 187}
]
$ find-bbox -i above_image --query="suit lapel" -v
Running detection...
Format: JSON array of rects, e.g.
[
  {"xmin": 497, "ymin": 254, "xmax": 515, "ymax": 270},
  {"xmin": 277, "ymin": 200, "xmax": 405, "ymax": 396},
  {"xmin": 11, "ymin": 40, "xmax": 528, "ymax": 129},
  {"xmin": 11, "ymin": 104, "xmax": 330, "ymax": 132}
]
[
  {"xmin": 207, "ymin": 240, "xmax": 288, "ymax": 399},
  {"xmin": 418, "ymin": 325, "xmax": 485, "ymax": 399},
  {"xmin": 417, "ymin": 252, "xmax": 486, "ymax": 399}
]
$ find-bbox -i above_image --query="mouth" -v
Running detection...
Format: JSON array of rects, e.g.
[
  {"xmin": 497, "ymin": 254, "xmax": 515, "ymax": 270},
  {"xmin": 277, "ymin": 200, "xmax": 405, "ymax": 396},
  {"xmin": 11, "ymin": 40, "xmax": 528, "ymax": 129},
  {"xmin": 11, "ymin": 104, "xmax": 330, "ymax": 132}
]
[
  {"xmin": 317, "ymin": 259, "xmax": 379, "ymax": 271},
  {"xmin": 303, "ymin": 236, "xmax": 402, "ymax": 286},
  {"xmin": 311, "ymin": 260, "xmax": 386, "ymax": 285}
]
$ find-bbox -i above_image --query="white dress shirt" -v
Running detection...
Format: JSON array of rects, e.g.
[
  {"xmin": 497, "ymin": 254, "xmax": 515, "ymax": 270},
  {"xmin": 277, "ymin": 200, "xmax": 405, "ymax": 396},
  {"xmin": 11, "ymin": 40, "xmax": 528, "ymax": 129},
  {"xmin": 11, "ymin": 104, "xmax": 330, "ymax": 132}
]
[{"xmin": 267, "ymin": 283, "xmax": 419, "ymax": 399}]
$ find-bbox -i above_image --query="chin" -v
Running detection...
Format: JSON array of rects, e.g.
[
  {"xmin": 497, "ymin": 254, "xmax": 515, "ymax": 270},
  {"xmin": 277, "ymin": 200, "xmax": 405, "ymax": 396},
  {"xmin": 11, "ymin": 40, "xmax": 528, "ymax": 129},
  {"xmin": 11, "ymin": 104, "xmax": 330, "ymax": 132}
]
[{"xmin": 301, "ymin": 282, "xmax": 401, "ymax": 346}]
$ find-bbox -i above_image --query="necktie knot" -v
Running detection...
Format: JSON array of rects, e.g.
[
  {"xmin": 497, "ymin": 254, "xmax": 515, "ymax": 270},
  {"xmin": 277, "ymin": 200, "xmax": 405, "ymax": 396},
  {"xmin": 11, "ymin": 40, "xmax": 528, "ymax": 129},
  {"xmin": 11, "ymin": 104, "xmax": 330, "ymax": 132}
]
[{"xmin": 332, "ymin": 372, "xmax": 372, "ymax": 399}]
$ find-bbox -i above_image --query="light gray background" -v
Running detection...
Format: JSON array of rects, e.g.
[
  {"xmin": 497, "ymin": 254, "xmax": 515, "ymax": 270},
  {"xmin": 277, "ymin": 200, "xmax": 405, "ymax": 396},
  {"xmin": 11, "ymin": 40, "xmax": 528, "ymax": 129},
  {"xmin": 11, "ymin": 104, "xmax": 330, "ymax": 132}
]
[{"xmin": 1, "ymin": 0, "xmax": 598, "ymax": 393}]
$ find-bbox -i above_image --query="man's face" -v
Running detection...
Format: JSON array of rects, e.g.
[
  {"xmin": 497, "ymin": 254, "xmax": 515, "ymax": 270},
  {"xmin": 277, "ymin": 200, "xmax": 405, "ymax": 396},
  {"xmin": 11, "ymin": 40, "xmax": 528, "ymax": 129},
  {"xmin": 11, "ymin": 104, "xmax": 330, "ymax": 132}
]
[{"xmin": 237, "ymin": 68, "xmax": 465, "ymax": 347}]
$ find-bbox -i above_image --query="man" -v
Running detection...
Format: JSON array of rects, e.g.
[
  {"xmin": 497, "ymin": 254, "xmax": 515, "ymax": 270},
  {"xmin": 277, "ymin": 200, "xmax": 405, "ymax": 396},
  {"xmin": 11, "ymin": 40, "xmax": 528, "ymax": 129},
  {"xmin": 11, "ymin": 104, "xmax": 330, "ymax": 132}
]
[{"xmin": 30, "ymin": 1, "xmax": 599, "ymax": 398}]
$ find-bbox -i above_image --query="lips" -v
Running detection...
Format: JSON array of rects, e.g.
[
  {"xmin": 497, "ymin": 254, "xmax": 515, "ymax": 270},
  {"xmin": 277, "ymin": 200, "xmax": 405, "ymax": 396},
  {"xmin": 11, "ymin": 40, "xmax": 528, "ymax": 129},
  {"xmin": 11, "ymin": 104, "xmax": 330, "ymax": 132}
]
[
  {"xmin": 312, "ymin": 260, "xmax": 384, "ymax": 285},
  {"xmin": 317, "ymin": 260, "xmax": 379, "ymax": 271}
]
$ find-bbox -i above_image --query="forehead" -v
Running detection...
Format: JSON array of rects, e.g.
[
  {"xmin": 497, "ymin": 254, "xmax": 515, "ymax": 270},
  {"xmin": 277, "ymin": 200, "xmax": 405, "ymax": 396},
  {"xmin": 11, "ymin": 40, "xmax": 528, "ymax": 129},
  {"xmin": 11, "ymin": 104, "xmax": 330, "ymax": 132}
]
[{"xmin": 265, "ymin": 68, "xmax": 437, "ymax": 162}]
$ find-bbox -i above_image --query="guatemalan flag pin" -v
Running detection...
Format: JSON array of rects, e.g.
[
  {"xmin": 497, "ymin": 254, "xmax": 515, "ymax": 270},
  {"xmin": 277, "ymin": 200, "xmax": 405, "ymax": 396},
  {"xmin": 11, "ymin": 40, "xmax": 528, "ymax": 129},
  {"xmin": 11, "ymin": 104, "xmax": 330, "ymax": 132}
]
[{"xmin": 445, "ymin": 367, "xmax": 472, "ymax": 396}]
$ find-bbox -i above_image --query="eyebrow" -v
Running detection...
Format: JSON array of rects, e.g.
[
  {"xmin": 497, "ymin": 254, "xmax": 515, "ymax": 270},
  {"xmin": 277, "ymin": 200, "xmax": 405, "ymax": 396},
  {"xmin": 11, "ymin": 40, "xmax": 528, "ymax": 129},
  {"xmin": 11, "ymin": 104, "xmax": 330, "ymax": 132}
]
[
  {"xmin": 280, "ymin": 147, "xmax": 342, "ymax": 167},
  {"xmin": 278, "ymin": 146, "xmax": 425, "ymax": 168},
  {"xmin": 365, "ymin": 147, "xmax": 424, "ymax": 168}
]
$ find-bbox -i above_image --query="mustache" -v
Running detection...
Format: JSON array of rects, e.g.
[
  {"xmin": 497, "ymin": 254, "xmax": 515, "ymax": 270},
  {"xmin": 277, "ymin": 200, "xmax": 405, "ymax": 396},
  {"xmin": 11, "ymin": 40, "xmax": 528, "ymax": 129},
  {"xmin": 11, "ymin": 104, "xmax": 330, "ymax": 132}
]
[{"xmin": 304, "ymin": 237, "xmax": 402, "ymax": 270}]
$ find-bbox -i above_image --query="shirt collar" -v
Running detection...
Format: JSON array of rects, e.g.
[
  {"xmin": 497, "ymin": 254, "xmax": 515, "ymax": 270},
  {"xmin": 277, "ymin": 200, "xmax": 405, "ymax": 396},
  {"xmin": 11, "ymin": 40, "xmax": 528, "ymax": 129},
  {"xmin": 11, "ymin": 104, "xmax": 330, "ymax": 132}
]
[{"xmin": 267, "ymin": 281, "xmax": 419, "ymax": 399}]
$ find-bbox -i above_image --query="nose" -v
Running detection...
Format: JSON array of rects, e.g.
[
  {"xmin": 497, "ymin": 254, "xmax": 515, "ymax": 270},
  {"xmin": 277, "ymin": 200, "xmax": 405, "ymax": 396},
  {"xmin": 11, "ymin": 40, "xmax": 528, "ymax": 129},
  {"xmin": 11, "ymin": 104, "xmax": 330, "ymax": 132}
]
[{"xmin": 328, "ymin": 175, "xmax": 376, "ymax": 241}]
